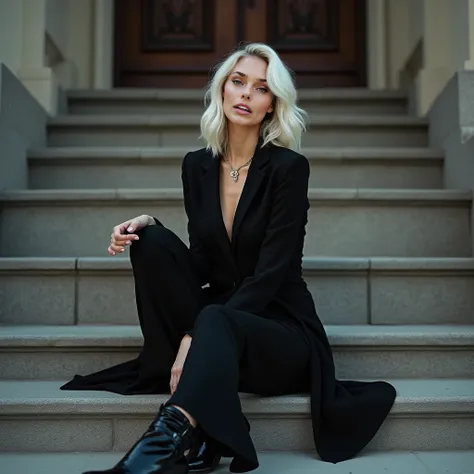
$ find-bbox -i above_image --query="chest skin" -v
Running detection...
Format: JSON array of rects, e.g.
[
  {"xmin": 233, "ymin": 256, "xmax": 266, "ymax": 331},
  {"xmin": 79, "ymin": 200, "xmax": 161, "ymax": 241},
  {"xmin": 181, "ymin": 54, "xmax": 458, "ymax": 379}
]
[{"xmin": 219, "ymin": 160, "xmax": 250, "ymax": 242}]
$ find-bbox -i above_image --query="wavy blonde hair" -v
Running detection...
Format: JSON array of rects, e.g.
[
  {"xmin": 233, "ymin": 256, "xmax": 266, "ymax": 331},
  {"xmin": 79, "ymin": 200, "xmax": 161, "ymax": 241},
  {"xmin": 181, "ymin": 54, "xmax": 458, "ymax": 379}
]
[{"xmin": 200, "ymin": 43, "xmax": 307, "ymax": 157}]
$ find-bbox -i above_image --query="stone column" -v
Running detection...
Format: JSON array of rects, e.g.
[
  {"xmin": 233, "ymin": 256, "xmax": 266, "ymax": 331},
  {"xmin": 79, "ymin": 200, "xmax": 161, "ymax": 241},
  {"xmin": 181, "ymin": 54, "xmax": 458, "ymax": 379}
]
[
  {"xmin": 415, "ymin": 0, "xmax": 453, "ymax": 115},
  {"xmin": 16, "ymin": 0, "xmax": 62, "ymax": 114},
  {"xmin": 93, "ymin": 0, "xmax": 114, "ymax": 89},
  {"xmin": 367, "ymin": 0, "xmax": 388, "ymax": 90},
  {"xmin": 461, "ymin": 0, "xmax": 474, "ymax": 70},
  {"xmin": 0, "ymin": 0, "xmax": 24, "ymax": 74}
]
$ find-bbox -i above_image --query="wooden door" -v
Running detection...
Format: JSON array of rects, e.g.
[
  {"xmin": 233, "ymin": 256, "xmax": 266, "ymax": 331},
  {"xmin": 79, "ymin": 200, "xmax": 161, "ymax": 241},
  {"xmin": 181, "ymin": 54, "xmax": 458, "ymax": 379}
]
[{"xmin": 114, "ymin": 0, "xmax": 366, "ymax": 88}]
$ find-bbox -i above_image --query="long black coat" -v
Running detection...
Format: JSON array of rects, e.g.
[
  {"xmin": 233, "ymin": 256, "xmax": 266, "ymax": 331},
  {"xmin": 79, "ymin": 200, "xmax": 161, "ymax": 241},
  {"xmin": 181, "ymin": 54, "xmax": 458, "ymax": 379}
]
[{"xmin": 182, "ymin": 142, "xmax": 397, "ymax": 463}]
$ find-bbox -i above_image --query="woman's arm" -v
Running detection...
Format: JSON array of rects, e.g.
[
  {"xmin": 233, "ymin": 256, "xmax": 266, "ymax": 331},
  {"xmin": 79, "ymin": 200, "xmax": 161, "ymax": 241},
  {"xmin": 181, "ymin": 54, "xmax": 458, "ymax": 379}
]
[{"xmin": 225, "ymin": 154, "xmax": 310, "ymax": 314}]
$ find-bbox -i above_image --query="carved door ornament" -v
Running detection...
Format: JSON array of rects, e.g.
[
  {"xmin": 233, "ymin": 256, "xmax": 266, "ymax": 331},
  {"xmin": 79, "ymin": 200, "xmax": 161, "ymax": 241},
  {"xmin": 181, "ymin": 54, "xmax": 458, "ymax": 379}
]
[
  {"xmin": 288, "ymin": 0, "xmax": 319, "ymax": 33},
  {"xmin": 142, "ymin": 0, "xmax": 214, "ymax": 51},
  {"xmin": 162, "ymin": 0, "xmax": 195, "ymax": 33},
  {"xmin": 268, "ymin": 0, "xmax": 339, "ymax": 50}
]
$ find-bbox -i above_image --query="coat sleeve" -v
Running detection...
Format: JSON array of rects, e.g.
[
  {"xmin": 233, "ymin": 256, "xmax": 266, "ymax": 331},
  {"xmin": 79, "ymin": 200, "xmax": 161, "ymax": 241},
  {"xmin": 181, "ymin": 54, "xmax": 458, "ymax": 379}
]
[
  {"xmin": 181, "ymin": 152, "xmax": 211, "ymax": 287},
  {"xmin": 224, "ymin": 154, "xmax": 310, "ymax": 314}
]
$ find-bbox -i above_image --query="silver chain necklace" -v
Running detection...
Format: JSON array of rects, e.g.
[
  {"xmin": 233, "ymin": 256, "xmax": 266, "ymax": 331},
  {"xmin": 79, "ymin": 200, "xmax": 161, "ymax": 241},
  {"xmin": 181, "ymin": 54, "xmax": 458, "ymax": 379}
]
[{"xmin": 225, "ymin": 157, "xmax": 253, "ymax": 182}]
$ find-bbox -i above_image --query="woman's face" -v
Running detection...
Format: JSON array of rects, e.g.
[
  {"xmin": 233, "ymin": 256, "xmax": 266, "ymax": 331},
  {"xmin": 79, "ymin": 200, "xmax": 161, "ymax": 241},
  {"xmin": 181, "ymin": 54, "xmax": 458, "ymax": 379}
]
[{"xmin": 222, "ymin": 55, "xmax": 274, "ymax": 128}]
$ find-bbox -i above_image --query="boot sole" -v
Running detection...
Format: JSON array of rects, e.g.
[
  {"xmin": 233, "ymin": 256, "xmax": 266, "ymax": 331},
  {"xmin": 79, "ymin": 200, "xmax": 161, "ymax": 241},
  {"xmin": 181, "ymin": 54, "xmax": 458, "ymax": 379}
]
[{"xmin": 189, "ymin": 456, "xmax": 222, "ymax": 473}]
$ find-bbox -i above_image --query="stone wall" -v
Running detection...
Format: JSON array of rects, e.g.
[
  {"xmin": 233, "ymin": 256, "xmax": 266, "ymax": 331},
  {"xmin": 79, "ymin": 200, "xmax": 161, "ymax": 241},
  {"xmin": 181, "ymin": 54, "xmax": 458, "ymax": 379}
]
[
  {"xmin": 429, "ymin": 71, "xmax": 474, "ymax": 253},
  {"xmin": 0, "ymin": 64, "xmax": 47, "ymax": 190}
]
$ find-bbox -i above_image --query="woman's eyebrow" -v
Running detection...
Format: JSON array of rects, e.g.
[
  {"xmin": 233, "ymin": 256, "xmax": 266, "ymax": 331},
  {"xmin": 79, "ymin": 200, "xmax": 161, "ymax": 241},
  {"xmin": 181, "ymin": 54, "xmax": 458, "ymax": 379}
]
[{"xmin": 233, "ymin": 71, "xmax": 267, "ymax": 82}]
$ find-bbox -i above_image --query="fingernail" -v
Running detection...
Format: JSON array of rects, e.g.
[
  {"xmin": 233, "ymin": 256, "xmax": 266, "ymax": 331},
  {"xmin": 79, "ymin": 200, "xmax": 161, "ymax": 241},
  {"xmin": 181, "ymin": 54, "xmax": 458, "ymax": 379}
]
[
  {"xmin": 120, "ymin": 248, "xmax": 125, "ymax": 252},
  {"xmin": 126, "ymin": 241, "xmax": 131, "ymax": 245},
  {"xmin": 135, "ymin": 236, "xmax": 139, "ymax": 240},
  {"xmin": 127, "ymin": 227, "xmax": 133, "ymax": 232}
]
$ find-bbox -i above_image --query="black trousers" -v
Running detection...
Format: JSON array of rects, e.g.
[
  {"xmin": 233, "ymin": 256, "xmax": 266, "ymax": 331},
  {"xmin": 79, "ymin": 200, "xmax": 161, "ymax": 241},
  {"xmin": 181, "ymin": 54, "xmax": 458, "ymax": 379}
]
[{"xmin": 62, "ymin": 224, "xmax": 310, "ymax": 472}]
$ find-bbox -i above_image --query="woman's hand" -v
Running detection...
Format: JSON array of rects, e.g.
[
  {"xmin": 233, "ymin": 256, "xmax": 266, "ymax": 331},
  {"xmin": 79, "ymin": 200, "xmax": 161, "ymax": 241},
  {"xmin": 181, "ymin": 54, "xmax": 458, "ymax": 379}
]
[
  {"xmin": 108, "ymin": 214, "xmax": 153, "ymax": 256},
  {"xmin": 170, "ymin": 335, "xmax": 192, "ymax": 395}
]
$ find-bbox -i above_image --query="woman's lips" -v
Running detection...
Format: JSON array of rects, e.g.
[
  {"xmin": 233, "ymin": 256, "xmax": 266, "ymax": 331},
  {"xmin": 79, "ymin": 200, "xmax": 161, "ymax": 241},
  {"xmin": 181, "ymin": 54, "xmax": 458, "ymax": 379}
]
[
  {"xmin": 235, "ymin": 108, "xmax": 251, "ymax": 115},
  {"xmin": 234, "ymin": 104, "xmax": 252, "ymax": 114}
]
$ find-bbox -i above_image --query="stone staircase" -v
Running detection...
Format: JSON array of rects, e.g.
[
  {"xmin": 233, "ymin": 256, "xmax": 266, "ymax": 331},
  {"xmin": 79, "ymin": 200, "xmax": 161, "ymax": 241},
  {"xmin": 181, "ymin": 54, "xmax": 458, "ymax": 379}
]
[{"xmin": 0, "ymin": 88, "xmax": 473, "ymax": 474}]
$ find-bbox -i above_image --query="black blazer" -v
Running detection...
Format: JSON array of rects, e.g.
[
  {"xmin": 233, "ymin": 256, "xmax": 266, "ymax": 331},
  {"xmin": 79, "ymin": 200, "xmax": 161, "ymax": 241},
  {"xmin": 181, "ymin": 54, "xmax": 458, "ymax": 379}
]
[
  {"xmin": 182, "ymin": 142, "xmax": 312, "ymax": 317},
  {"xmin": 181, "ymin": 142, "xmax": 396, "ymax": 463}
]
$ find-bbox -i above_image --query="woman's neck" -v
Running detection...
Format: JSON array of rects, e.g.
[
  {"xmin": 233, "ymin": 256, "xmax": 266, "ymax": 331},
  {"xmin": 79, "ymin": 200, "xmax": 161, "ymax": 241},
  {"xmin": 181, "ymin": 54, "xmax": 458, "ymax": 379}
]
[{"xmin": 225, "ymin": 123, "xmax": 260, "ymax": 168}]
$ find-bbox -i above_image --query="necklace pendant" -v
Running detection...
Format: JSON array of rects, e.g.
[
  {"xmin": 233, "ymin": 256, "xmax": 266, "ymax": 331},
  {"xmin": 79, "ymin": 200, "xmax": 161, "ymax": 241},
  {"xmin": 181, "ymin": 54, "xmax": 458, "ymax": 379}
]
[{"xmin": 230, "ymin": 169, "xmax": 239, "ymax": 182}]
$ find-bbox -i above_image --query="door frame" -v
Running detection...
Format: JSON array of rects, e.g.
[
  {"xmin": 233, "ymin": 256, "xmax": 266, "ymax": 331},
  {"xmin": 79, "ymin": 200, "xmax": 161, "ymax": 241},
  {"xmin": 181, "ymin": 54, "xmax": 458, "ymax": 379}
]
[{"xmin": 95, "ymin": 0, "xmax": 387, "ymax": 89}]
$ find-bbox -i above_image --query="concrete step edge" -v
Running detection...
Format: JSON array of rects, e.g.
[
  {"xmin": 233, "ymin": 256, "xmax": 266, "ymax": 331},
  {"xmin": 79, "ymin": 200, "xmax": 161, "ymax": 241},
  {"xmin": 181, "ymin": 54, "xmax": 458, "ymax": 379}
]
[
  {"xmin": 1, "ymin": 188, "xmax": 471, "ymax": 203},
  {"xmin": 0, "ymin": 379, "xmax": 472, "ymax": 416},
  {"xmin": 1, "ymin": 451, "xmax": 473, "ymax": 474},
  {"xmin": 47, "ymin": 115, "xmax": 428, "ymax": 127},
  {"xmin": 66, "ymin": 88, "xmax": 408, "ymax": 101},
  {"xmin": 27, "ymin": 146, "xmax": 445, "ymax": 161},
  {"xmin": 2, "ymin": 257, "xmax": 474, "ymax": 272},
  {"xmin": 1, "ymin": 325, "xmax": 473, "ymax": 347}
]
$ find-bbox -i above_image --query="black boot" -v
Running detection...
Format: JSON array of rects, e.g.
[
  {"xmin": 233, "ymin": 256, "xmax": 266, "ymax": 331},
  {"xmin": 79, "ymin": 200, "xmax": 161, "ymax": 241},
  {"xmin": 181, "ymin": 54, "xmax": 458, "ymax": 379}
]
[
  {"xmin": 186, "ymin": 427, "xmax": 221, "ymax": 473},
  {"xmin": 83, "ymin": 404, "xmax": 195, "ymax": 474}
]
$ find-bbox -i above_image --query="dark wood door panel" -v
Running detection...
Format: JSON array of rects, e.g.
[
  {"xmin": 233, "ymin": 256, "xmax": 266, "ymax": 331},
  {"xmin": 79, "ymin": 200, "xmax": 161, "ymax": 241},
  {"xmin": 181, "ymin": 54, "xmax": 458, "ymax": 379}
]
[
  {"xmin": 115, "ymin": 0, "xmax": 238, "ymax": 87},
  {"xmin": 239, "ymin": 0, "xmax": 365, "ymax": 87},
  {"xmin": 114, "ymin": 0, "xmax": 366, "ymax": 88}
]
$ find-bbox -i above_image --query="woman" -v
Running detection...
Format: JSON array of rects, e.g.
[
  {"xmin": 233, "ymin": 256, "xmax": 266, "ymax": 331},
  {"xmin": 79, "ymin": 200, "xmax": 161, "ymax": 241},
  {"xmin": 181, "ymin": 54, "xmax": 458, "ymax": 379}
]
[{"xmin": 61, "ymin": 43, "xmax": 396, "ymax": 474}]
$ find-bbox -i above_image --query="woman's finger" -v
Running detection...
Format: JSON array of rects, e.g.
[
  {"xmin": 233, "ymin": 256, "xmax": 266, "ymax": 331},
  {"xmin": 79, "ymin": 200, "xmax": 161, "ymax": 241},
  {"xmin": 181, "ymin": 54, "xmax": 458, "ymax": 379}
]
[
  {"xmin": 109, "ymin": 243, "xmax": 126, "ymax": 253},
  {"xmin": 174, "ymin": 369, "xmax": 182, "ymax": 389},
  {"xmin": 113, "ymin": 232, "xmax": 138, "ymax": 243},
  {"xmin": 170, "ymin": 374, "xmax": 176, "ymax": 394},
  {"xmin": 110, "ymin": 235, "xmax": 133, "ymax": 246},
  {"xmin": 108, "ymin": 245, "xmax": 123, "ymax": 256},
  {"xmin": 170, "ymin": 366, "xmax": 183, "ymax": 394},
  {"xmin": 126, "ymin": 219, "xmax": 142, "ymax": 233}
]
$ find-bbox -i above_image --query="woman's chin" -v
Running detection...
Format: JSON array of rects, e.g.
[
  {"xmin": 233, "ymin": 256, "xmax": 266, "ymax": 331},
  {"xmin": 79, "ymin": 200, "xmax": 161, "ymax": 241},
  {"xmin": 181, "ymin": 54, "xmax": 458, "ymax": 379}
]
[{"xmin": 226, "ymin": 115, "xmax": 261, "ymax": 128}]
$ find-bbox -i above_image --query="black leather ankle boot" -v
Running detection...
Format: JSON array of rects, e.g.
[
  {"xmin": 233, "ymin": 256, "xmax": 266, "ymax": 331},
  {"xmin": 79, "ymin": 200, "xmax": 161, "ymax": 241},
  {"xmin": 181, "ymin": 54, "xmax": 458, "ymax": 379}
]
[
  {"xmin": 83, "ymin": 404, "xmax": 195, "ymax": 474},
  {"xmin": 186, "ymin": 427, "xmax": 221, "ymax": 473}
]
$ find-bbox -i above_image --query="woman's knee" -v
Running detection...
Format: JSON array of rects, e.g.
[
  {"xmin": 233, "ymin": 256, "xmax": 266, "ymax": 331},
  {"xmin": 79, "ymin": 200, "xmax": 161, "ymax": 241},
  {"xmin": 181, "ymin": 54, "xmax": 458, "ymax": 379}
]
[
  {"xmin": 194, "ymin": 304, "xmax": 237, "ymax": 330},
  {"xmin": 130, "ymin": 224, "xmax": 177, "ymax": 262},
  {"xmin": 193, "ymin": 305, "xmax": 244, "ymax": 354}
]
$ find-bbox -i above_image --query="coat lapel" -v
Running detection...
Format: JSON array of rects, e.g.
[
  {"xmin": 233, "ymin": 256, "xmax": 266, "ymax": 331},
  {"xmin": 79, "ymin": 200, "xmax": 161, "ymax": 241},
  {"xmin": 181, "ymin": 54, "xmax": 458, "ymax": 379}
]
[
  {"xmin": 231, "ymin": 144, "xmax": 270, "ymax": 247},
  {"xmin": 199, "ymin": 150, "xmax": 234, "ymax": 258}
]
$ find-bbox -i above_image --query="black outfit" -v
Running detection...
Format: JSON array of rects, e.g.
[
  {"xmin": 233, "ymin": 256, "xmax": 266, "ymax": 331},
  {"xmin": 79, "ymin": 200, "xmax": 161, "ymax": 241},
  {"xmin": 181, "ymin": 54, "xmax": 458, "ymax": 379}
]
[{"xmin": 61, "ymin": 143, "xmax": 396, "ymax": 472}]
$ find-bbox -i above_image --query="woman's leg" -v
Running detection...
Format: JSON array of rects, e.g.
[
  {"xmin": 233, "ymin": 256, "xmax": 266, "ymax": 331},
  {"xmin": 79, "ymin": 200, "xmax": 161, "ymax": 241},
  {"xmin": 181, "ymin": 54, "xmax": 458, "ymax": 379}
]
[
  {"xmin": 168, "ymin": 305, "xmax": 310, "ymax": 473},
  {"xmin": 61, "ymin": 224, "xmax": 206, "ymax": 394},
  {"xmin": 130, "ymin": 224, "xmax": 206, "ymax": 386}
]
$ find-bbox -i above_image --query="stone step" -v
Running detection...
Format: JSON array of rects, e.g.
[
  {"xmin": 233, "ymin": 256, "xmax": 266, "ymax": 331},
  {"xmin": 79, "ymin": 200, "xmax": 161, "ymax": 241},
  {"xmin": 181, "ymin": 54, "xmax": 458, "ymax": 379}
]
[
  {"xmin": 1, "ymin": 257, "xmax": 473, "ymax": 326},
  {"xmin": 2, "ymin": 451, "xmax": 474, "ymax": 474},
  {"xmin": 66, "ymin": 88, "xmax": 409, "ymax": 116},
  {"xmin": 0, "ymin": 189, "xmax": 471, "ymax": 258},
  {"xmin": 0, "ymin": 325, "xmax": 473, "ymax": 380},
  {"xmin": 28, "ymin": 147, "xmax": 444, "ymax": 190},
  {"xmin": 0, "ymin": 379, "xmax": 473, "ymax": 452},
  {"xmin": 47, "ymin": 115, "xmax": 429, "ymax": 148}
]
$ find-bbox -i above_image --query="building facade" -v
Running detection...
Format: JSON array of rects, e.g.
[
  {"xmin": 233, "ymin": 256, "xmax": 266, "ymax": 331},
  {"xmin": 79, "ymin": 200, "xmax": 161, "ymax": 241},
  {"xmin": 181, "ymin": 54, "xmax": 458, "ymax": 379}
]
[{"xmin": 1, "ymin": 0, "xmax": 474, "ymax": 116}]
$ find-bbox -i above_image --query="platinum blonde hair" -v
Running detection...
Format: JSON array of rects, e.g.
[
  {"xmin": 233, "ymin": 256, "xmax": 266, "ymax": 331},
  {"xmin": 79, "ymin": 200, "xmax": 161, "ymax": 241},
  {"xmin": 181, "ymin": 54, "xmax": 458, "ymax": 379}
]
[{"xmin": 200, "ymin": 43, "xmax": 307, "ymax": 157}]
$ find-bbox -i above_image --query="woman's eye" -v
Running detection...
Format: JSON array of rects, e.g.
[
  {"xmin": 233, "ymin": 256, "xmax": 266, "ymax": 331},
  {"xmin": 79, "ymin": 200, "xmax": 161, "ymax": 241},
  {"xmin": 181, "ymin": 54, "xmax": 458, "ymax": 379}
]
[
  {"xmin": 232, "ymin": 79, "xmax": 243, "ymax": 85},
  {"xmin": 257, "ymin": 87, "xmax": 268, "ymax": 93}
]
